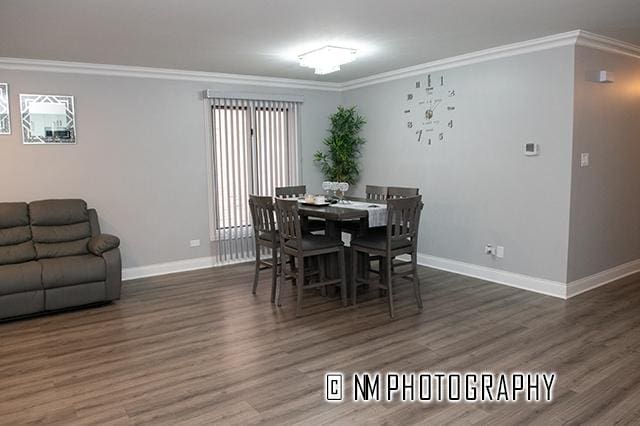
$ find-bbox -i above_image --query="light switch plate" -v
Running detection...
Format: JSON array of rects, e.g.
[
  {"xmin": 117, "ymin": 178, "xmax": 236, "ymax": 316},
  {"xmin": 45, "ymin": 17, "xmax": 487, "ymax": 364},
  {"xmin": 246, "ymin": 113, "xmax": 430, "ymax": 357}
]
[
  {"xmin": 190, "ymin": 239, "xmax": 201, "ymax": 247},
  {"xmin": 580, "ymin": 153, "xmax": 590, "ymax": 167}
]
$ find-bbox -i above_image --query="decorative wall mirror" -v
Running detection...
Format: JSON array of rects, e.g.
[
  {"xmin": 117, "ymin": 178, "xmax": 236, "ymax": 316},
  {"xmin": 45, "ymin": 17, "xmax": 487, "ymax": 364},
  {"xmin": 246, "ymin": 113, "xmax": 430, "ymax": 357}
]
[
  {"xmin": 20, "ymin": 94, "xmax": 76, "ymax": 144},
  {"xmin": 0, "ymin": 83, "xmax": 9, "ymax": 135}
]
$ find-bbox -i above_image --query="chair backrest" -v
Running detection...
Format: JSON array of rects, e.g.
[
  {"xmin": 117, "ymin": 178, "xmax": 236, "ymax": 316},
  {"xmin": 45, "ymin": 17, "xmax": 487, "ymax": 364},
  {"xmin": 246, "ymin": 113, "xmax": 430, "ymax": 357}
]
[
  {"xmin": 274, "ymin": 198, "xmax": 303, "ymax": 250},
  {"xmin": 275, "ymin": 185, "xmax": 306, "ymax": 199},
  {"xmin": 386, "ymin": 195, "xmax": 423, "ymax": 248},
  {"xmin": 365, "ymin": 185, "xmax": 387, "ymax": 201},
  {"xmin": 248, "ymin": 195, "xmax": 277, "ymax": 236},
  {"xmin": 387, "ymin": 186, "xmax": 419, "ymax": 199}
]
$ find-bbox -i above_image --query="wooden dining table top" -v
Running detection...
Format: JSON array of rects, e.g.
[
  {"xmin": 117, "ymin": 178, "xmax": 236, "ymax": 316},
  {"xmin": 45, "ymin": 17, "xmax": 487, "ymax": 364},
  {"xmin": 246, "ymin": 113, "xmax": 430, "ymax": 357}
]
[{"xmin": 295, "ymin": 196, "xmax": 386, "ymax": 221}]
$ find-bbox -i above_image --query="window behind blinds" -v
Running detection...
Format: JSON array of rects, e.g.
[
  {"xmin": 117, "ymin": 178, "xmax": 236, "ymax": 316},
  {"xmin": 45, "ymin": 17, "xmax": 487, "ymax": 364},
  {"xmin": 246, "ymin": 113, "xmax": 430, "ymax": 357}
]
[{"xmin": 210, "ymin": 97, "xmax": 300, "ymax": 262}]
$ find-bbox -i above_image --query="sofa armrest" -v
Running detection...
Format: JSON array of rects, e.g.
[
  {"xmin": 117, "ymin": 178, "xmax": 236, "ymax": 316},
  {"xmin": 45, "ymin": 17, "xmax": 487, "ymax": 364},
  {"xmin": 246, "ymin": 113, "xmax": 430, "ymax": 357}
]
[
  {"xmin": 88, "ymin": 234, "xmax": 120, "ymax": 256},
  {"xmin": 102, "ymin": 247, "xmax": 122, "ymax": 301}
]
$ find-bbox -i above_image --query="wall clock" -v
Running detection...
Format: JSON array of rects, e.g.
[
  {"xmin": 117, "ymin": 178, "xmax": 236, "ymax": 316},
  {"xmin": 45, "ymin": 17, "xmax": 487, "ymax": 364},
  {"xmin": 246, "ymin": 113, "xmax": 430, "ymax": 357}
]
[{"xmin": 404, "ymin": 73, "xmax": 457, "ymax": 145}]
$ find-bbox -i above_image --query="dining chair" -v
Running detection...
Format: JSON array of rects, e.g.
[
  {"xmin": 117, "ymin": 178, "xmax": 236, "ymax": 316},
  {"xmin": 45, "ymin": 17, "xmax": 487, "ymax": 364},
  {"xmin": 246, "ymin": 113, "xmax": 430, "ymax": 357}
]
[
  {"xmin": 248, "ymin": 195, "xmax": 281, "ymax": 302},
  {"xmin": 387, "ymin": 186, "xmax": 419, "ymax": 199},
  {"xmin": 366, "ymin": 185, "xmax": 388, "ymax": 201},
  {"xmin": 274, "ymin": 198, "xmax": 347, "ymax": 317},
  {"xmin": 342, "ymin": 184, "xmax": 388, "ymax": 236},
  {"xmin": 350, "ymin": 195, "xmax": 424, "ymax": 318},
  {"xmin": 275, "ymin": 185, "xmax": 307, "ymax": 198},
  {"xmin": 275, "ymin": 185, "xmax": 326, "ymax": 233}
]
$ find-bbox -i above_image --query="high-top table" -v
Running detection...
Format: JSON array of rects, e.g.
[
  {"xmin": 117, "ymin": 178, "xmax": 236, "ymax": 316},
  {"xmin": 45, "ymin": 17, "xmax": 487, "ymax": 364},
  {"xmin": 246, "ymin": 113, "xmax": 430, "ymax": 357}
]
[
  {"xmin": 297, "ymin": 196, "xmax": 386, "ymax": 238},
  {"xmin": 296, "ymin": 197, "xmax": 387, "ymax": 284}
]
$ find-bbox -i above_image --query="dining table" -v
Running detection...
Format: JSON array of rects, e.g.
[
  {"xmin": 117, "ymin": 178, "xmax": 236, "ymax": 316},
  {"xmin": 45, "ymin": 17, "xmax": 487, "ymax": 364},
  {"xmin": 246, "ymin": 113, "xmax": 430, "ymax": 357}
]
[{"xmin": 296, "ymin": 196, "xmax": 388, "ymax": 283}]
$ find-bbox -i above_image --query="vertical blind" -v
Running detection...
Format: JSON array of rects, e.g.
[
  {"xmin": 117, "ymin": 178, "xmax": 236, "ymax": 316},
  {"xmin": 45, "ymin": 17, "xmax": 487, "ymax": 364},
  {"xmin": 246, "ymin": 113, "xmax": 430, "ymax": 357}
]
[{"xmin": 211, "ymin": 97, "xmax": 300, "ymax": 262}]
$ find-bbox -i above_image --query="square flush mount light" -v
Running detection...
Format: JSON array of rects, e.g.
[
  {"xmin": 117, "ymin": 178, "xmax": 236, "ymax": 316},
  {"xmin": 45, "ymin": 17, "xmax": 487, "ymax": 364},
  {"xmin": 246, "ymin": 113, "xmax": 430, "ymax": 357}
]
[{"xmin": 298, "ymin": 45, "xmax": 357, "ymax": 75}]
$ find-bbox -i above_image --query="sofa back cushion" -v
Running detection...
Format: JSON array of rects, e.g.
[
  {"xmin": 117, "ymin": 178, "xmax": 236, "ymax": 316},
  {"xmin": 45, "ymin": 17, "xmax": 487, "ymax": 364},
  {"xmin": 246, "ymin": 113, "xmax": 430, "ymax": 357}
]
[
  {"xmin": 0, "ymin": 202, "xmax": 36, "ymax": 265},
  {"xmin": 29, "ymin": 199, "xmax": 91, "ymax": 259}
]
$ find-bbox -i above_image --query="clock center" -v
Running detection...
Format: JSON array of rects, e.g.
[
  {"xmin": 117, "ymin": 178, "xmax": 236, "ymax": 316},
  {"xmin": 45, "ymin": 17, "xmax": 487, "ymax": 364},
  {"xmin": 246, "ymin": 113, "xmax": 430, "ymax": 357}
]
[{"xmin": 425, "ymin": 109, "xmax": 434, "ymax": 120}]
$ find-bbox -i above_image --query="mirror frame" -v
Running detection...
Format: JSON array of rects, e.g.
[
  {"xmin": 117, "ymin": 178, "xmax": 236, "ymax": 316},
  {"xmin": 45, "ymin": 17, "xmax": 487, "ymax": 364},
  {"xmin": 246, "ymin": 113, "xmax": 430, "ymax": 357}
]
[
  {"xmin": 20, "ymin": 93, "xmax": 77, "ymax": 144},
  {"xmin": 0, "ymin": 83, "xmax": 9, "ymax": 135}
]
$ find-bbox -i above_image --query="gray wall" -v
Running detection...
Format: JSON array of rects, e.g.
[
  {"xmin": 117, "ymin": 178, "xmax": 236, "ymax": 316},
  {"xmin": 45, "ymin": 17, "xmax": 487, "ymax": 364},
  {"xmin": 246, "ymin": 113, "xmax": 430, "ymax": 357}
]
[
  {"xmin": 341, "ymin": 46, "xmax": 576, "ymax": 282},
  {"xmin": 567, "ymin": 46, "xmax": 640, "ymax": 281},
  {"xmin": 0, "ymin": 70, "xmax": 340, "ymax": 268}
]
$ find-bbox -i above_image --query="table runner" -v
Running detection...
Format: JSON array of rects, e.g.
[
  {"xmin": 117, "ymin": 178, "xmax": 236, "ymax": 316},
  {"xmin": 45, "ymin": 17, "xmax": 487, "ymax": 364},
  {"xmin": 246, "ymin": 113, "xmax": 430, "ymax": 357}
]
[{"xmin": 334, "ymin": 201, "xmax": 387, "ymax": 227}]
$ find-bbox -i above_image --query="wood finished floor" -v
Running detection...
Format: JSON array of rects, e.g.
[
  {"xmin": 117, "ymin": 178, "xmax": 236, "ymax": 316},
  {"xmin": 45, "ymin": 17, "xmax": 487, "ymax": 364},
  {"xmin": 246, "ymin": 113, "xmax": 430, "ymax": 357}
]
[{"xmin": 2, "ymin": 263, "xmax": 640, "ymax": 425}]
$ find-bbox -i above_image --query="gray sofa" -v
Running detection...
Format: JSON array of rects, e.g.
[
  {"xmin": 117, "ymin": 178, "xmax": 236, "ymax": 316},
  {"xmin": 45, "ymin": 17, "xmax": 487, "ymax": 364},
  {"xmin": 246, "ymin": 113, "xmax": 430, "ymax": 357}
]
[{"xmin": 0, "ymin": 199, "xmax": 121, "ymax": 321}]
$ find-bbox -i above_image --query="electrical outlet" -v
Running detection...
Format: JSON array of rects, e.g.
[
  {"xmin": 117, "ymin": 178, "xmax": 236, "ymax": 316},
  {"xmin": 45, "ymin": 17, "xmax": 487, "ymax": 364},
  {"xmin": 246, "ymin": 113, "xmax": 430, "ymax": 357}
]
[
  {"xmin": 496, "ymin": 246, "xmax": 505, "ymax": 258},
  {"xmin": 485, "ymin": 244, "xmax": 495, "ymax": 255},
  {"xmin": 190, "ymin": 239, "xmax": 201, "ymax": 247},
  {"xmin": 580, "ymin": 153, "xmax": 590, "ymax": 167}
]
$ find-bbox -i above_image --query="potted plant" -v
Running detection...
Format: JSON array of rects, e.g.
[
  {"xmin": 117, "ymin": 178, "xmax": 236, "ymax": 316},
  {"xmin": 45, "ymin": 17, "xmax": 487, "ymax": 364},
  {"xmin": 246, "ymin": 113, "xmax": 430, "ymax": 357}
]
[{"xmin": 314, "ymin": 105, "xmax": 366, "ymax": 186}]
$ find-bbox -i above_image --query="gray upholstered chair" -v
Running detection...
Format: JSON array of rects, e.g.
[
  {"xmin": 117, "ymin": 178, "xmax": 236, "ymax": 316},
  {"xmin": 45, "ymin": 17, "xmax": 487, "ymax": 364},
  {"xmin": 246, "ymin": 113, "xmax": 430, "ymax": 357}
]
[
  {"xmin": 274, "ymin": 198, "xmax": 347, "ymax": 317},
  {"xmin": 0, "ymin": 199, "xmax": 121, "ymax": 321},
  {"xmin": 351, "ymin": 196, "xmax": 424, "ymax": 318}
]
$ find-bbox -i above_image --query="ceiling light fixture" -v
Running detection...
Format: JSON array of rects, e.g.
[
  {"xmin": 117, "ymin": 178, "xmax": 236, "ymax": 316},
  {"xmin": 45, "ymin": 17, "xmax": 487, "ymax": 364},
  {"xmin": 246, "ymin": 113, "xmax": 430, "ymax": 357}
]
[{"xmin": 298, "ymin": 45, "xmax": 357, "ymax": 75}]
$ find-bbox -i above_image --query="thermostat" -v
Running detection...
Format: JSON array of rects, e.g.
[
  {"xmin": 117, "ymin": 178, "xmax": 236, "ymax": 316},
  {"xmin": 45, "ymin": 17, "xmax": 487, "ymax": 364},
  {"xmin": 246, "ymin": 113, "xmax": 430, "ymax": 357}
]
[{"xmin": 524, "ymin": 143, "xmax": 539, "ymax": 156}]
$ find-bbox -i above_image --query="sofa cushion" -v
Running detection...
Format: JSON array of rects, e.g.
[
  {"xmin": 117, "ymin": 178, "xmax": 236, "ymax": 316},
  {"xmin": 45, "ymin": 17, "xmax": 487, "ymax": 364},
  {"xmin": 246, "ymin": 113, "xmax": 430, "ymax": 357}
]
[
  {"xmin": 0, "ymin": 202, "xmax": 29, "ymax": 229},
  {"xmin": 34, "ymin": 238, "xmax": 91, "ymax": 259},
  {"xmin": 29, "ymin": 199, "xmax": 89, "ymax": 226},
  {"xmin": 0, "ymin": 226, "xmax": 32, "ymax": 247},
  {"xmin": 0, "ymin": 241, "xmax": 37, "ymax": 265},
  {"xmin": 29, "ymin": 200, "xmax": 92, "ymax": 259},
  {"xmin": 39, "ymin": 254, "xmax": 106, "ymax": 289},
  {"xmin": 31, "ymin": 222, "xmax": 91, "ymax": 243},
  {"xmin": 0, "ymin": 261, "xmax": 42, "ymax": 295}
]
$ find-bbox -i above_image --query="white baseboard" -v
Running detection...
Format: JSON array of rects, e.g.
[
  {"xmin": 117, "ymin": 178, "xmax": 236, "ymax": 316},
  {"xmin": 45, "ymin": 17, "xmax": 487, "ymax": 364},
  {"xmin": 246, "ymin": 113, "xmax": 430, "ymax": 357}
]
[
  {"xmin": 566, "ymin": 258, "xmax": 640, "ymax": 298},
  {"xmin": 122, "ymin": 256, "xmax": 248, "ymax": 280},
  {"xmin": 414, "ymin": 253, "xmax": 568, "ymax": 299},
  {"xmin": 121, "ymin": 251, "xmax": 640, "ymax": 299}
]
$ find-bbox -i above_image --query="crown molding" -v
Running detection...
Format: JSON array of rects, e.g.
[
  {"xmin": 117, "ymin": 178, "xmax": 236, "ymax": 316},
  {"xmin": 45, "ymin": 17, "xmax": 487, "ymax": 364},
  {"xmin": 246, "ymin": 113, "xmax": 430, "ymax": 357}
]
[
  {"xmin": 1, "ymin": 30, "xmax": 638, "ymax": 93},
  {"xmin": 0, "ymin": 57, "xmax": 343, "ymax": 92},
  {"xmin": 341, "ymin": 30, "xmax": 582, "ymax": 90},
  {"xmin": 575, "ymin": 30, "xmax": 640, "ymax": 60}
]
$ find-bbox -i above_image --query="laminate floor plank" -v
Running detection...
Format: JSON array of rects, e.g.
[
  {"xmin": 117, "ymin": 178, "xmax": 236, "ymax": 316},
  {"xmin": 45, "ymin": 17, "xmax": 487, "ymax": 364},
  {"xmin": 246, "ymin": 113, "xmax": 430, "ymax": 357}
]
[{"xmin": 1, "ymin": 263, "xmax": 640, "ymax": 424}]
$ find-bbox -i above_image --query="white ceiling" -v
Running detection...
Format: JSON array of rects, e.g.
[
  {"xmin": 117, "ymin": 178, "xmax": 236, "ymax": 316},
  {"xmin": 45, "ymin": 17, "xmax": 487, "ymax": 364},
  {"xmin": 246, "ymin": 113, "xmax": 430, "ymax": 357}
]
[{"xmin": 1, "ymin": 0, "xmax": 639, "ymax": 83}]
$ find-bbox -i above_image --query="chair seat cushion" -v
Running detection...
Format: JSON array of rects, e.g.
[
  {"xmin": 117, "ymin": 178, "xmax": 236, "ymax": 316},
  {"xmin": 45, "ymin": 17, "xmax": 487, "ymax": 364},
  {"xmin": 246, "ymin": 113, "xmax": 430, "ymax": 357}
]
[
  {"xmin": 351, "ymin": 231, "xmax": 411, "ymax": 251},
  {"xmin": 258, "ymin": 231, "xmax": 279, "ymax": 243},
  {"xmin": 39, "ymin": 255, "xmax": 106, "ymax": 289},
  {"xmin": 0, "ymin": 261, "xmax": 42, "ymax": 295},
  {"xmin": 285, "ymin": 235, "xmax": 343, "ymax": 251}
]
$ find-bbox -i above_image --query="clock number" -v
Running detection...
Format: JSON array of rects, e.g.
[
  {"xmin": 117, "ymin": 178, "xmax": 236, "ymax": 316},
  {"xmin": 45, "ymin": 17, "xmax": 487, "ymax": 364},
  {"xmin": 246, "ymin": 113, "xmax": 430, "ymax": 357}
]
[
  {"xmin": 448, "ymin": 120, "xmax": 453, "ymax": 128},
  {"xmin": 440, "ymin": 76, "xmax": 444, "ymax": 86},
  {"xmin": 448, "ymin": 89, "xmax": 456, "ymax": 97},
  {"xmin": 416, "ymin": 129, "xmax": 423, "ymax": 142},
  {"xmin": 447, "ymin": 106, "xmax": 456, "ymax": 111},
  {"xmin": 427, "ymin": 74, "xmax": 432, "ymax": 88},
  {"xmin": 415, "ymin": 81, "xmax": 421, "ymax": 89},
  {"xmin": 407, "ymin": 121, "xmax": 413, "ymax": 128},
  {"xmin": 407, "ymin": 93, "xmax": 413, "ymax": 101},
  {"xmin": 428, "ymin": 138, "xmax": 432, "ymax": 145},
  {"xmin": 439, "ymin": 133, "xmax": 444, "ymax": 141}
]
